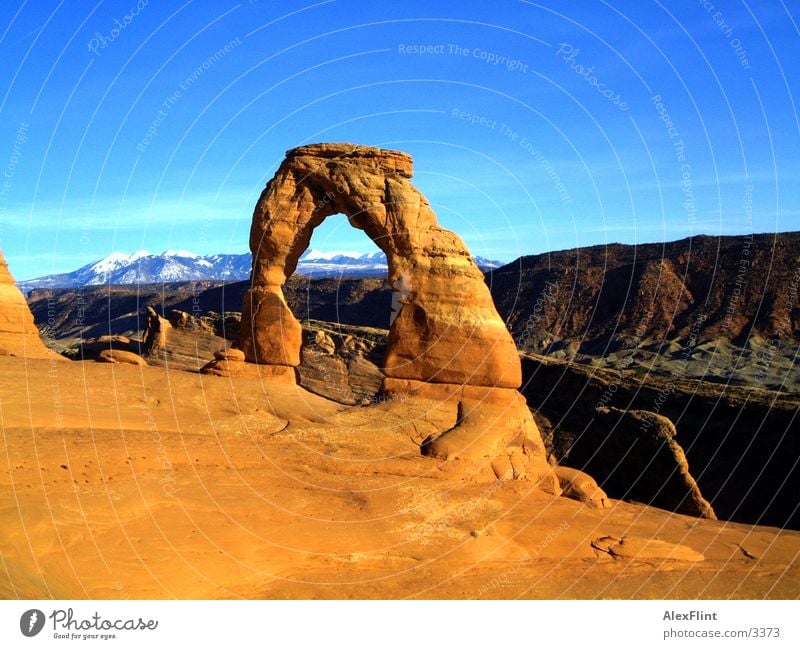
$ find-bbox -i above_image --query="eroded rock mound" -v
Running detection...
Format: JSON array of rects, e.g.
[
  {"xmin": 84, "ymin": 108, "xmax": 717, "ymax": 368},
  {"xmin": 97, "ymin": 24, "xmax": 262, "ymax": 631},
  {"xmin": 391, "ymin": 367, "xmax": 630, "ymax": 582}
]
[
  {"xmin": 214, "ymin": 348, "xmax": 245, "ymax": 362},
  {"xmin": 69, "ymin": 335, "xmax": 138, "ymax": 361},
  {"xmin": 0, "ymin": 249, "xmax": 62, "ymax": 359},
  {"xmin": 554, "ymin": 465, "xmax": 610, "ymax": 509}
]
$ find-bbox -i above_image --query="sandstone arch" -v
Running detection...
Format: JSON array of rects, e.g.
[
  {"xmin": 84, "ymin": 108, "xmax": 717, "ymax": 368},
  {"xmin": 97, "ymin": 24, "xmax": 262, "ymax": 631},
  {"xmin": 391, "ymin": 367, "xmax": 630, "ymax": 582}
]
[
  {"xmin": 240, "ymin": 144, "xmax": 557, "ymax": 483},
  {"xmin": 242, "ymin": 143, "xmax": 521, "ymax": 385}
]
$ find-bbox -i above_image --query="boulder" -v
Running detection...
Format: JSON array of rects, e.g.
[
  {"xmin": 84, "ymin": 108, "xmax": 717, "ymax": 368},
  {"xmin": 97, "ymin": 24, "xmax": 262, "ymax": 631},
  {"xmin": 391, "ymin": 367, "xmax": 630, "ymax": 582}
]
[
  {"xmin": 96, "ymin": 349, "xmax": 147, "ymax": 366},
  {"xmin": 200, "ymin": 358, "xmax": 295, "ymax": 383},
  {"xmin": 554, "ymin": 465, "xmax": 610, "ymax": 509},
  {"xmin": 313, "ymin": 330, "xmax": 336, "ymax": 354},
  {"xmin": 168, "ymin": 309, "xmax": 214, "ymax": 333},
  {"xmin": 214, "ymin": 348, "xmax": 245, "ymax": 362},
  {"xmin": 73, "ymin": 335, "xmax": 136, "ymax": 360},
  {"xmin": 200, "ymin": 358, "xmax": 244, "ymax": 377}
]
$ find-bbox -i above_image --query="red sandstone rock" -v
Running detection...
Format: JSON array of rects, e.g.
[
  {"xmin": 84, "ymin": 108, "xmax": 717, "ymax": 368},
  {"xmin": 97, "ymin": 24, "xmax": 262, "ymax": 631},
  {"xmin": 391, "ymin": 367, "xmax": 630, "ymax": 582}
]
[
  {"xmin": 201, "ymin": 357, "xmax": 296, "ymax": 383},
  {"xmin": 554, "ymin": 465, "xmax": 610, "ymax": 509},
  {"xmin": 96, "ymin": 349, "xmax": 147, "ymax": 366},
  {"xmin": 241, "ymin": 287, "xmax": 302, "ymax": 366},
  {"xmin": 241, "ymin": 143, "xmax": 520, "ymax": 388},
  {"xmin": 238, "ymin": 143, "xmax": 549, "ymax": 482},
  {"xmin": 214, "ymin": 348, "xmax": 245, "ymax": 362},
  {"xmin": 141, "ymin": 306, "xmax": 171, "ymax": 357},
  {"xmin": 0, "ymin": 249, "xmax": 63, "ymax": 359},
  {"xmin": 382, "ymin": 377, "xmax": 554, "ymax": 486}
]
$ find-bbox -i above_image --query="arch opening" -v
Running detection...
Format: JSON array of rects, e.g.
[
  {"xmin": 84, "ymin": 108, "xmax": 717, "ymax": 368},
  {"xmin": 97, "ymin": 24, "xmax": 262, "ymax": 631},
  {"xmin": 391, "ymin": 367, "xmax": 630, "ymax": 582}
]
[{"xmin": 286, "ymin": 213, "xmax": 395, "ymax": 330}]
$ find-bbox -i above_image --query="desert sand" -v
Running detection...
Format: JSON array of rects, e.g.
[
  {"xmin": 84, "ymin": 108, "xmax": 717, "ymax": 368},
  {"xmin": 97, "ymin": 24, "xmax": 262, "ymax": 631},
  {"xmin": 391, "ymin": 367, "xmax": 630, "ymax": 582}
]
[{"xmin": 1, "ymin": 355, "xmax": 798, "ymax": 599}]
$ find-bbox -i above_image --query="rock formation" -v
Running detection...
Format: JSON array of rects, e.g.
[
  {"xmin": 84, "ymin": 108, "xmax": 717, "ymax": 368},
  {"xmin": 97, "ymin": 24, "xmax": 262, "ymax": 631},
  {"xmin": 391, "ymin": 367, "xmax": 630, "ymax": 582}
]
[
  {"xmin": 489, "ymin": 231, "xmax": 800, "ymax": 356},
  {"xmin": 214, "ymin": 348, "xmax": 245, "ymax": 362},
  {"xmin": 0, "ymin": 249, "xmax": 62, "ymax": 359},
  {"xmin": 553, "ymin": 465, "xmax": 610, "ymax": 509},
  {"xmin": 240, "ymin": 143, "xmax": 552, "ymax": 481},
  {"xmin": 199, "ymin": 347, "xmax": 264, "ymax": 378},
  {"xmin": 139, "ymin": 305, "xmax": 246, "ymax": 373},
  {"xmin": 313, "ymin": 330, "xmax": 336, "ymax": 354},
  {"xmin": 167, "ymin": 309, "xmax": 214, "ymax": 334},
  {"xmin": 141, "ymin": 306, "xmax": 171, "ymax": 357},
  {"xmin": 556, "ymin": 405, "xmax": 716, "ymax": 519},
  {"xmin": 71, "ymin": 335, "xmax": 135, "ymax": 361},
  {"xmin": 96, "ymin": 349, "xmax": 147, "ymax": 366}
]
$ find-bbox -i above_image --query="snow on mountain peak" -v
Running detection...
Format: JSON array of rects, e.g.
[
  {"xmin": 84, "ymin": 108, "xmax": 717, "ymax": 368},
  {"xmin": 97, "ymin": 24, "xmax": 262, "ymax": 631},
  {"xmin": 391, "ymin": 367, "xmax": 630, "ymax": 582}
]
[
  {"xmin": 90, "ymin": 250, "xmax": 151, "ymax": 274},
  {"xmin": 163, "ymin": 249, "xmax": 199, "ymax": 258},
  {"xmin": 301, "ymin": 248, "xmax": 366, "ymax": 261}
]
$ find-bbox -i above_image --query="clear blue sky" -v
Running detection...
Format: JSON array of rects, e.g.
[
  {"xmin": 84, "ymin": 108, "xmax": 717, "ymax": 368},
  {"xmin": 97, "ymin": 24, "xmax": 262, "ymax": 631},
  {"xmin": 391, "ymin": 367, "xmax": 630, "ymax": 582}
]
[{"xmin": 1, "ymin": 0, "xmax": 798, "ymax": 279}]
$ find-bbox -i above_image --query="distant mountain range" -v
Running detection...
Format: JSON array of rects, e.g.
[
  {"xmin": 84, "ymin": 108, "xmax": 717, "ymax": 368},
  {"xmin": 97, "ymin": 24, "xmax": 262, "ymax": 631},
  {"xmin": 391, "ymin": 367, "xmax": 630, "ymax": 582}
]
[
  {"xmin": 19, "ymin": 248, "xmax": 503, "ymax": 288},
  {"xmin": 487, "ymin": 231, "xmax": 800, "ymax": 351}
]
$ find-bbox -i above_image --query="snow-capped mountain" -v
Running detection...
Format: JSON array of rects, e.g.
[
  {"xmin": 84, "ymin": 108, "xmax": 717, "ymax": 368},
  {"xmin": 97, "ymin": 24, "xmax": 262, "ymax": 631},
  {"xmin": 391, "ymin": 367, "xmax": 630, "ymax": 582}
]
[
  {"xmin": 19, "ymin": 249, "xmax": 504, "ymax": 288},
  {"xmin": 296, "ymin": 249, "xmax": 388, "ymax": 276},
  {"xmin": 19, "ymin": 250, "xmax": 251, "ymax": 289}
]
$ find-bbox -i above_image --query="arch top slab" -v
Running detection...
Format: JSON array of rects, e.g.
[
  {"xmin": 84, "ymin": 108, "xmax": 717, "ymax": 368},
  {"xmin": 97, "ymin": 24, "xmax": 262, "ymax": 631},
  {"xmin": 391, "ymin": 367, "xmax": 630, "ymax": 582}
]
[{"xmin": 285, "ymin": 142, "xmax": 414, "ymax": 178}]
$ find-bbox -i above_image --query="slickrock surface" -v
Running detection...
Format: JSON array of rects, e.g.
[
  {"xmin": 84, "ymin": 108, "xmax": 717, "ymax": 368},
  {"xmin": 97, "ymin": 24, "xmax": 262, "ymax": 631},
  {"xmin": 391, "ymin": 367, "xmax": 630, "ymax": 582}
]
[{"xmin": 1, "ymin": 356, "xmax": 798, "ymax": 599}]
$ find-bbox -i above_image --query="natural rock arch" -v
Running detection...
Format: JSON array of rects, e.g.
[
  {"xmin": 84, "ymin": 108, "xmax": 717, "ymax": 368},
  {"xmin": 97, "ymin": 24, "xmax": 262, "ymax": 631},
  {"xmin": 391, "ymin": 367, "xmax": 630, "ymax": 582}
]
[
  {"xmin": 240, "ymin": 143, "xmax": 558, "ymax": 485},
  {"xmin": 241, "ymin": 143, "xmax": 520, "ymax": 387}
]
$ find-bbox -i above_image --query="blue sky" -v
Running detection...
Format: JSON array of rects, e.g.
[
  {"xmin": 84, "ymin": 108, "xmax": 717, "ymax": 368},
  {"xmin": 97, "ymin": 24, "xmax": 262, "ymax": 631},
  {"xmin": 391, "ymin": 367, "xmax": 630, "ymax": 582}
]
[{"xmin": 1, "ymin": 0, "xmax": 798, "ymax": 279}]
